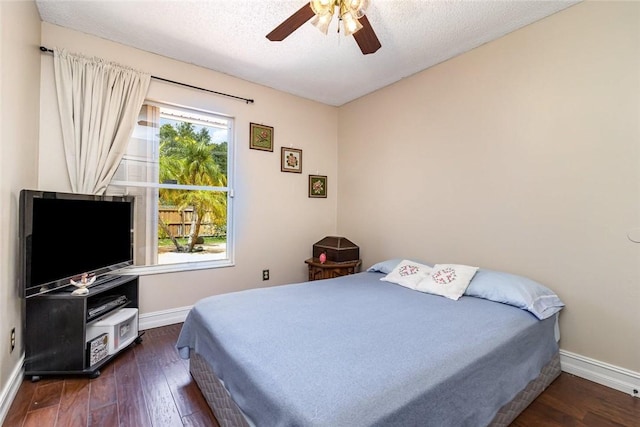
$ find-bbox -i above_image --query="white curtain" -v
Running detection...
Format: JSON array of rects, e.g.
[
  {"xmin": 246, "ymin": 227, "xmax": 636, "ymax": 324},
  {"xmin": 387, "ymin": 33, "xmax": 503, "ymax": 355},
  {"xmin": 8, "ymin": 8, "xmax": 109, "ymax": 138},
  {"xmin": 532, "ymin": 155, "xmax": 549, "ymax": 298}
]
[{"xmin": 53, "ymin": 48, "xmax": 151, "ymax": 195}]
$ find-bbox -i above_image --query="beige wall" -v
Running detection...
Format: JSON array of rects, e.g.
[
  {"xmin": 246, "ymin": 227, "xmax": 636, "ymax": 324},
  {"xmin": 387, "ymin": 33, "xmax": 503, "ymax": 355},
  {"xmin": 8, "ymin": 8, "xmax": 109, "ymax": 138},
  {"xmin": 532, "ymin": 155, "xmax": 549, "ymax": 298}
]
[
  {"xmin": 0, "ymin": 0, "xmax": 41, "ymax": 414},
  {"xmin": 338, "ymin": 1, "xmax": 640, "ymax": 372},
  {"xmin": 39, "ymin": 23, "xmax": 339, "ymax": 313}
]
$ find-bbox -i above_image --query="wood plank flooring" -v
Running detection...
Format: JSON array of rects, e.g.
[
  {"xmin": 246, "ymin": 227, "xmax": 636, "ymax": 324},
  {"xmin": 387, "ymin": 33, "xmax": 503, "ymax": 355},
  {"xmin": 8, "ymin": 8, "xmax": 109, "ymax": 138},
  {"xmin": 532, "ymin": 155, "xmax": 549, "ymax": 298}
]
[
  {"xmin": 4, "ymin": 324, "xmax": 217, "ymax": 427},
  {"xmin": 4, "ymin": 323, "xmax": 639, "ymax": 426}
]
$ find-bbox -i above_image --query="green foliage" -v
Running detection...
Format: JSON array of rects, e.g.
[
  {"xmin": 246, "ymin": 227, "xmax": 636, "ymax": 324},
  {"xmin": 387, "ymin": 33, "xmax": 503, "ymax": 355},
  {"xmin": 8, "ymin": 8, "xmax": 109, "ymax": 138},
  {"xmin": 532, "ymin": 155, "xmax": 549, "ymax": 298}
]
[
  {"xmin": 158, "ymin": 120, "xmax": 228, "ymax": 252},
  {"xmin": 212, "ymin": 141, "xmax": 228, "ymax": 175}
]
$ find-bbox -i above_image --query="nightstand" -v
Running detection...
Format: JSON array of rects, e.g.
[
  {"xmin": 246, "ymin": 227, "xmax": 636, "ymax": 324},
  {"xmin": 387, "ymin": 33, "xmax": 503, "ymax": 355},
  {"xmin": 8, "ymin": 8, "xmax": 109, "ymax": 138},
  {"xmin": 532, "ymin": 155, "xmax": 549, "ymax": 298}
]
[{"xmin": 305, "ymin": 258, "xmax": 362, "ymax": 281}]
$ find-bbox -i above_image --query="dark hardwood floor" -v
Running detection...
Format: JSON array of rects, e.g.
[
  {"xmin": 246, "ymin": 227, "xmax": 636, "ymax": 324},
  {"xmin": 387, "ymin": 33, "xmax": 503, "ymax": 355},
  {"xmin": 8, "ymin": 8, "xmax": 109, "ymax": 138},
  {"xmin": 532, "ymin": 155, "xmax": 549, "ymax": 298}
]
[
  {"xmin": 4, "ymin": 324, "xmax": 217, "ymax": 427},
  {"xmin": 4, "ymin": 323, "xmax": 639, "ymax": 426}
]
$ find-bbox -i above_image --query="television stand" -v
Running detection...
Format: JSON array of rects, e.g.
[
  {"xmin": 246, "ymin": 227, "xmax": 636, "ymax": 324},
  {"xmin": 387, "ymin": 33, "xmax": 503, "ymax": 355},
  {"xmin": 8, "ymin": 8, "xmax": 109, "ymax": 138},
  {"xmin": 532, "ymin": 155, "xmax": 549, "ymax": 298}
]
[{"xmin": 25, "ymin": 274, "xmax": 140, "ymax": 381}]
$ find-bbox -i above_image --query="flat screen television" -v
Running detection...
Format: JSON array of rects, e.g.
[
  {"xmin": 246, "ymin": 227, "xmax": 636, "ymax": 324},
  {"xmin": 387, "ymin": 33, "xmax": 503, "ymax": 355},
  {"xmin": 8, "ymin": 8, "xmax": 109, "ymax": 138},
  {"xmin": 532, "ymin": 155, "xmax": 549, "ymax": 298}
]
[{"xmin": 19, "ymin": 190, "xmax": 134, "ymax": 297}]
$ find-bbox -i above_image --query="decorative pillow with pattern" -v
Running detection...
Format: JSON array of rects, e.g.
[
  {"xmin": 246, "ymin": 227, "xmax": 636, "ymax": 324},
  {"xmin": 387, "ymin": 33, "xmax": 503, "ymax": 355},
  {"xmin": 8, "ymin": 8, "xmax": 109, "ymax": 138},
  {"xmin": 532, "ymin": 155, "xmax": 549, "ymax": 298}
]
[
  {"xmin": 380, "ymin": 259, "xmax": 433, "ymax": 290},
  {"xmin": 416, "ymin": 264, "xmax": 479, "ymax": 300}
]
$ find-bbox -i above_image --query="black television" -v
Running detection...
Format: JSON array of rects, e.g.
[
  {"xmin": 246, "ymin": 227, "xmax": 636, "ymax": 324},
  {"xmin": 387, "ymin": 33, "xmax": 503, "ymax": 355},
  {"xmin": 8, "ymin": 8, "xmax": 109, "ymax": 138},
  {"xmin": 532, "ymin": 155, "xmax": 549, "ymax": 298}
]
[{"xmin": 19, "ymin": 190, "xmax": 134, "ymax": 298}]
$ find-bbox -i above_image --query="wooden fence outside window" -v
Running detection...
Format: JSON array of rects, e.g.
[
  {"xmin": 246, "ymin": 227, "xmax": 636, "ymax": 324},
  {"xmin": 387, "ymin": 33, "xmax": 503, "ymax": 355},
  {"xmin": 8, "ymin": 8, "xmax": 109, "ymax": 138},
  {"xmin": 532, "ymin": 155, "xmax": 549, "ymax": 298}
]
[{"xmin": 158, "ymin": 206, "xmax": 223, "ymax": 238}]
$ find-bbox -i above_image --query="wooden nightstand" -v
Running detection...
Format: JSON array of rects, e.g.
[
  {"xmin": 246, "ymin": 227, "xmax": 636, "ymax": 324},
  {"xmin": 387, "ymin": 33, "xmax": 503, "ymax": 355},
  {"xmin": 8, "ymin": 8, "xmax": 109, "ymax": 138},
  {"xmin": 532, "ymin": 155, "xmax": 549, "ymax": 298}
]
[{"xmin": 305, "ymin": 258, "xmax": 362, "ymax": 281}]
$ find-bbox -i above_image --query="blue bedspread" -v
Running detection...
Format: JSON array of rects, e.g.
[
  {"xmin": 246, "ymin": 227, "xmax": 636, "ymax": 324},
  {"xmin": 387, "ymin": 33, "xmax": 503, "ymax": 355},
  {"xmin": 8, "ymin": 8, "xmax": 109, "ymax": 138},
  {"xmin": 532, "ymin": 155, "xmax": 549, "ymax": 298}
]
[{"xmin": 176, "ymin": 271, "xmax": 558, "ymax": 426}]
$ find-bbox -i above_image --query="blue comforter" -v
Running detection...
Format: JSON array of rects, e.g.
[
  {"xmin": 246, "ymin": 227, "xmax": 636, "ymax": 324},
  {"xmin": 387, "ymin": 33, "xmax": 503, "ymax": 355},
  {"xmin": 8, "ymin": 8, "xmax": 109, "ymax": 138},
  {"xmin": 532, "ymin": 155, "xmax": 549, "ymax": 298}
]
[{"xmin": 176, "ymin": 271, "xmax": 558, "ymax": 426}]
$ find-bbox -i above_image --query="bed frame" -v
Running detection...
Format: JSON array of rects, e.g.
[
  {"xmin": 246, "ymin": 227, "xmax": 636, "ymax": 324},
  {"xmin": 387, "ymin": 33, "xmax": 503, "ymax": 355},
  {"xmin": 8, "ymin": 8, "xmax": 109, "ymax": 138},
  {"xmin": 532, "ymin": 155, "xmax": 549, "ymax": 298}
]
[{"xmin": 189, "ymin": 350, "xmax": 561, "ymax": 427}]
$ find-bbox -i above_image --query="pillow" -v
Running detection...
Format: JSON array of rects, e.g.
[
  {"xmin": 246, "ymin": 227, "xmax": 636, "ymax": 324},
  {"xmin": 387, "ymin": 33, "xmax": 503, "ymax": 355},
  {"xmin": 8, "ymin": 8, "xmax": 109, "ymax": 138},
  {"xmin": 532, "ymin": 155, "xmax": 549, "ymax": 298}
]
[
  {"xmin": 416, "ymin": 264, "xmax": 479, "ymax": 300},
  {"xmin": 464, "ymin": 269, "xmax": 564, "ymax": 320},
  {"xmin": 380, "ymin": 260, "xmax": 433, "ymax": 290},
  {"xmin": 367, "ymin": 258, "xmax": 431, "ymax": 274},
  {"xmin": 367, "ymin": 259, "xmax": 403, "ymax": 274}
]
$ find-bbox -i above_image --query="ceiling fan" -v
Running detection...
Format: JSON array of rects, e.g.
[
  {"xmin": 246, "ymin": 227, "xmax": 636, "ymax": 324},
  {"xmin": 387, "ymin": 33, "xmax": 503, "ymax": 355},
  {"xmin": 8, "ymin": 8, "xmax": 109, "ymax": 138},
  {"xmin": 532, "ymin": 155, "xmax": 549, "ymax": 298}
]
[{"xmin": 266, "ymin": 0, "xmax": 382, "ymax": 55}]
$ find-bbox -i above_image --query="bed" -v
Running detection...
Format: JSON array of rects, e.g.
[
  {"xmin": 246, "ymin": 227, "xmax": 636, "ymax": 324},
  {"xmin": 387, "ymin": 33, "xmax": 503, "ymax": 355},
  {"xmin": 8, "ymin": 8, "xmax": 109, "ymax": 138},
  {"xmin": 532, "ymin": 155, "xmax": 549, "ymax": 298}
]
[{"xmin": 176, "ymin": 260, "xmax": 565, "ymax": 427}]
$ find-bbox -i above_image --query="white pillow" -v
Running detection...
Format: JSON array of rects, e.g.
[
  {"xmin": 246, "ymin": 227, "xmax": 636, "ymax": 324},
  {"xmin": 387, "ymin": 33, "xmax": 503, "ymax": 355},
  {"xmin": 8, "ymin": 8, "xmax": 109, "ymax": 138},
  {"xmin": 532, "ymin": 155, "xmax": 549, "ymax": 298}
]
[
  {"xmin": 416, "ymin": 264, "xmax": 479, "ymax": 300},
  {"xmin": 380, "ymin": 259, "xmax": 433, "ymax": 290}
]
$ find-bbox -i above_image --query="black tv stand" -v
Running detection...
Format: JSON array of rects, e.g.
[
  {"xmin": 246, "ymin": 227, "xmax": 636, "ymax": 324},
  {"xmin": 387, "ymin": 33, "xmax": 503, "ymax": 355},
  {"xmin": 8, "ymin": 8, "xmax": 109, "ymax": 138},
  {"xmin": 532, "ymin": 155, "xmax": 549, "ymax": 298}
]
[{"xmin": 25, "ymin": 274, "xmax": 140, "ymax": 381}]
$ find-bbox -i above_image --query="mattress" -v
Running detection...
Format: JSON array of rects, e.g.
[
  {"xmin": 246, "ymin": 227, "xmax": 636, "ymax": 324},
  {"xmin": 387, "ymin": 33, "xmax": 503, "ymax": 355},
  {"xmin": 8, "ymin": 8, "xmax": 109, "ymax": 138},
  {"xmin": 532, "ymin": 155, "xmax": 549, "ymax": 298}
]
[
  {"xmin": 177, "ymin": 271, "xmax": 561, "ymax": 426},
  {"xmin": 190, "ymin": 350, "xmax": 561, "ymax": 427}
]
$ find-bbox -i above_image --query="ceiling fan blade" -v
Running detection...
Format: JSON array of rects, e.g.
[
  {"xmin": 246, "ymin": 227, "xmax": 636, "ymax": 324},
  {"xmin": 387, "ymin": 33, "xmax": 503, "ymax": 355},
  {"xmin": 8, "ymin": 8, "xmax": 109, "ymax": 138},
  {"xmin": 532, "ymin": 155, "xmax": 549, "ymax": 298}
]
[
  {"xmin": 353, "ymin": 15, "xmax": 381, "ymax": 55},
  {"xmin": 266, "ymin": 3, "xmax": 316, "ymax": 42}
]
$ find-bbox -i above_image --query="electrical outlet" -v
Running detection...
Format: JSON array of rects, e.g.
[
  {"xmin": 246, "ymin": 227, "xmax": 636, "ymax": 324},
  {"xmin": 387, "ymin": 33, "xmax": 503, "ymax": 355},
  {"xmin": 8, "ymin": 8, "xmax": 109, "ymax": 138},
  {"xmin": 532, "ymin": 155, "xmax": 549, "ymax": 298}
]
[
  {"xmin": 10, "ymin": 327, "xmax": 15, "ymax": 353},
  {"xmin": 262, "ymin": 269, "xmax": 269, "ymax": 281}
]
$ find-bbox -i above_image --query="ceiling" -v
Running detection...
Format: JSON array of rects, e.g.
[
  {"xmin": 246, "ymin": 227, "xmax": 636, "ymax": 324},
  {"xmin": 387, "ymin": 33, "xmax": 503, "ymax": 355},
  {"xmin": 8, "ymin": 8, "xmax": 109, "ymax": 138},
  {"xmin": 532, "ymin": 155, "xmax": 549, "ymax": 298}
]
[{"xmin": 35, "ymin": 0, "xmax": 580, "ymax": 107}]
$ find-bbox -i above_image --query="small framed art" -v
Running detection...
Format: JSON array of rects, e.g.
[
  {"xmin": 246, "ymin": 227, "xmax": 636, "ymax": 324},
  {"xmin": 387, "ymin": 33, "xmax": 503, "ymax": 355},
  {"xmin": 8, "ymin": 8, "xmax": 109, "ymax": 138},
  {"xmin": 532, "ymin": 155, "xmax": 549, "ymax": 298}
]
[
  {"xmin": 250, "ymin": 123, "xmax": 274, "ymax": 152},
  {"xmin": 309, "ymin": 175, "xmax": 327, "ymax": 198},
  {"xmin": 281, "ymin": 147, "xmax": 302, "ymax": 173}
]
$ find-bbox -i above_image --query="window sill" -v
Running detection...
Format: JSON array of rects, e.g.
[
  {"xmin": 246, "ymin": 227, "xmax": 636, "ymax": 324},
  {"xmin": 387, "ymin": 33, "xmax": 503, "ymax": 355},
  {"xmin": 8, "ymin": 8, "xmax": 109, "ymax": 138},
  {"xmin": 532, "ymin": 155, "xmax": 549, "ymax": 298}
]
[{"xmin": 120, "ymin": 260, "xmax": 235, "ymax": 276}]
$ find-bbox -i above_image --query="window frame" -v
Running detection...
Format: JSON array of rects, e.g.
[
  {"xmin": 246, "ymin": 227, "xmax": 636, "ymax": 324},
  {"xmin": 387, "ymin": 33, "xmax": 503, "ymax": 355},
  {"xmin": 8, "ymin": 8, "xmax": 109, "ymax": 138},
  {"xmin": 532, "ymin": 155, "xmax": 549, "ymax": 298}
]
[{"xmin": 108, "ymin": 101, "xmax": 235, "ymax": 275}]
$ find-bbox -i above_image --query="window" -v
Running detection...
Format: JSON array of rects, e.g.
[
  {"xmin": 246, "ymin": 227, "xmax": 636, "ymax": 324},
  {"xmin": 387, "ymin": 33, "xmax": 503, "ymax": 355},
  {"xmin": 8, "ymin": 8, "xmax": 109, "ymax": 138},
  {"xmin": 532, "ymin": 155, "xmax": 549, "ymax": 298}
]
[{"xmin": 108, "ymin": 102, "xmax": 234, "ymax": 273}]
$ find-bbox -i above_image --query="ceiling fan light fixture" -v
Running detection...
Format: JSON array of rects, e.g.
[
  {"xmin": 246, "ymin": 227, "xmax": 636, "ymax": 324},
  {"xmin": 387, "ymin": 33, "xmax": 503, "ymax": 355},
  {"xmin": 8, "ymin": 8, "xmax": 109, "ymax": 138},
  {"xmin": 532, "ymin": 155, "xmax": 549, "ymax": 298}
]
[
  {"xmin": 308, "ymin": 0, "xmax": 367, "ymax": 37},
  {"xmin": 310, "ymin": 0, "xmax": 335, "ymax": 15},
  {"xmin": 347, "ymin": 0, "xmax": 368, "ymax": 18},
  {"xmin": 310, "ymin": 11, "xmax": 334, "ymax": 35},
  {"xmin": 341, "ymin": 9, "xmax": 363, "ymax": 36}
]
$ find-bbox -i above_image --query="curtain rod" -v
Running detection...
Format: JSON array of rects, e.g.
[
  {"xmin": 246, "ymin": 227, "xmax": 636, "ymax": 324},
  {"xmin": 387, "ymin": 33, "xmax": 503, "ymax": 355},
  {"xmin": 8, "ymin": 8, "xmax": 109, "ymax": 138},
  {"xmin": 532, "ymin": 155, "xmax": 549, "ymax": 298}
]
[{"xmin": 39, "ymin": 46, "xmax": 255, "ymax": 104}]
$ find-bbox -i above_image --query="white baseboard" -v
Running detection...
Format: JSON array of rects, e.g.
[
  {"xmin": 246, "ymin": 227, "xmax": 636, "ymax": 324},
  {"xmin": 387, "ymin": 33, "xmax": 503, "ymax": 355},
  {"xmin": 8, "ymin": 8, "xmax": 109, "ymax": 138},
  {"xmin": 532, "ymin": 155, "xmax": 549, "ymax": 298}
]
[
  {"xmin": 138, "ymin": 305, "xmax": 192, "ymax": 330},
  {"xmin": 560, "ymin": 349, "xmax": 640, "ymax": 398},
  {"xmin": 0, "ymin": 354, "xmax": 25, "ymax": 425}
]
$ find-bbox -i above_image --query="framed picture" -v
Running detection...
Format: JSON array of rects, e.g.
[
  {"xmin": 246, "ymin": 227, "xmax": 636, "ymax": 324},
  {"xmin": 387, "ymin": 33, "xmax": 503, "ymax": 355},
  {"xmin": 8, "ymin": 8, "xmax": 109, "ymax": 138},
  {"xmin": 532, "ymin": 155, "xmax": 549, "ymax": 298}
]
[
  {"xmin": 309, "ymin": 175, "xmax": 327, "ymax": 198},
  {"xmin": 249, "ymin": 123, "xmax": 274, "ymax": 151},
  {"xmin": 281, "ymin": 147, "xmax": 302, "ymax": 173}
]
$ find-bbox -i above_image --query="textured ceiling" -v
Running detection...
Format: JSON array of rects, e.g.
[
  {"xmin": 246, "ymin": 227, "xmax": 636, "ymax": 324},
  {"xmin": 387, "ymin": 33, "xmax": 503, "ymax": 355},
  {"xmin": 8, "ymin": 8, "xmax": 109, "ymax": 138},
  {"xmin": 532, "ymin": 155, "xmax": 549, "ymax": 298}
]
[{"xmin": 35, "ymin": 0, "xmax": 580, "ymax": 106}]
